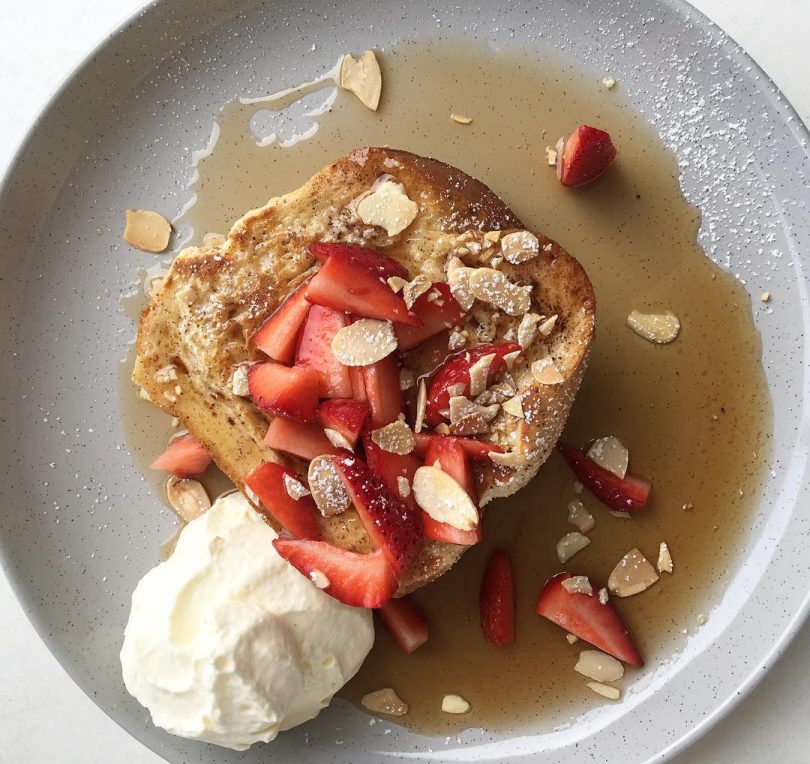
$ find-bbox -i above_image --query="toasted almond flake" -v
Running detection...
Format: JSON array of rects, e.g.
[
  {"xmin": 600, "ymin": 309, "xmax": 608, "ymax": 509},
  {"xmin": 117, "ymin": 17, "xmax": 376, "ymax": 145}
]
[
  {"xmin": 399, "ymin": 368, "xmax": 415, "ymax": 391},
  {"xmin": 397, "ymin": 476, "xmax": 411, "ymax": 498},
  {"xmin": 450, "ymin": 113, "xmax": 473, "ymax": 125},
  {"xmin": 657, "ymin": 542, "xmax": 674, "ymax": 573},
  {"xmin": 163, "ymin": 392, "xmax": 177, "ymax": 403},
  {"xmin": 331, "ymin": 319, "xmax": 398, "ymax": 366},
  {"xmin": 484, "ymin": 230, "xmax": 501, "ymax": 243},
  {"xmin": 138, "ymin": 386, "xmax": 152, "ymax": 402},
  {"xmin": 602, "ymin": 76, "xmax": 617, "ymax": 90},
  {"xmin": 356, "ymin": 179, "xmax": 418, "ymax": 236},
  {"xmin": 448, "ymin": 396, "xmax": 500, "ymax": 435},
  {"xmin": 502, "ymin": 395, "xmax": 524, "ymax": 418},
  {"xmin": 372, "ymin": 420, "xmax": 416, "ymax": 454},
  {"xmin": 165, "ymin": 477, "xmax": 210, "ymax": 523},
  {"xmin": 387, "ymin": 275, "xmax": 408, "ymax": 293},
  {"xmin": 413, "ymin": 465, "xmax": 479, "ymax": 530},
  {"xmin": 324, "ymin": 428, "xmax": 354, "ymax": 451},
  {"xmin": 478, "ymin": 381, "xmax": 515, "ymax": 405},
  {"xmin": 469, "ymin": 268, "xmax": 532, "ymax": 315},
  {"xmin": 566, "ymin": 633, "xmax": 579, "ymax": 644},
  {"xmin": 308, "ymin": 455, "xmax": 351, "ymax": 517},
  {"xmin": 434, "ymin": 423, "xmax": 450, "ymax": 435},
  {"xmin": 517, "ymin": 313, "xmax": 542, "ymax": 348},
  {"xmin": 567, "ymin": 498, "xmax": 596, "ymax": 533},
  {"xmin": 761, "ymin": 291, "xmax": 771, "ymax": 302},
  {"xmin": 446, "ymin": 256, "xmax": 476, "ymax": 311},
  {"xmin": 170, "ymin": 417, "xmax": 180, "ymax": 428},
  {"xmin": 441, "ymin": 694, "xmax": 471, "ymax": 713},
  {"xmin": 339, "ymin": 50, "xmax": 382, "ymax": 110},
  {"xmin": 414, "ymin": 379, "xmax": 427, "ymax": 433},
  {"xmin": 561, "ymin": 575, "xmax": 593, "ymax": 596},
  {"xmin": 468, "ymin": 353, "xmax": 496, "ymax": 397},
  {"xmin": 309, "ymin": 570, "xmax": 330, "ymax": 589},
  {"xmin": 557, "ymin": 531, "xmax": 591, "ymax": 563},
  {"xmin": 546, "ymin": 146, "xmax": 558, "ymax": 166},
  {"xmin": 448, "ymin": 328, "xmax": 467, "ymax": 350},
  {"xmin": 627, "ymin": 310, "xmax": 680, "ymax": 344},
  {"xmin": 362, "ymin": 688, "xmax": 409, "ymax": 716},
  {"xmin": 530, "ymin": 353, "xmax": 564, "ymax": 385},
  {"xmin": 231, "ymin": 365, "xmax": 250, "ymax": 397},
  {"xmin": 608, "ymin": 548, "xmax": 659, "ymax": 597},
  {"xmin": 587, "ymin": 681, "xmax": 621, "ymax": 701},
  {"xmin": 283, "ymin": 473, "xmax": 311, "ymax": 501},
  {"xmin": 402, "ymin": 273, "xmax": 431, "ymax": 309},
  {"xmin": 503, "ymin": 349, "xmax": 521, "ymax": 370},
  {"xmin": 609, "ymin": 510, "xmax": 632, "ymax": 519},
  {"xmin": 124, "ymin": 209, "xmax": 172, "ymax": 253},
  {"xmin": 501, "ymin": 230, "xmax": 540, "ymax": 264},
  {"xmin": 446, "ymin": 382, "xmax": 466, "ymax": 397},
  {"xmin": 538, "ymin": 314, "xmax": 558, "ymax": 336},
  {"xmin": 587, "ymin": 436, "xmax": 629, "ymax": 479},
  {"xmin": 489, "ymin": 449, "xmax": 524, "ymax": 468},
  {"xmin": 575, "ymin": 650, "xmax": 624, "ymax": 682},
  {"xmin": 154, "ymin": 364, "xmax": 178, "ymax": 383}
]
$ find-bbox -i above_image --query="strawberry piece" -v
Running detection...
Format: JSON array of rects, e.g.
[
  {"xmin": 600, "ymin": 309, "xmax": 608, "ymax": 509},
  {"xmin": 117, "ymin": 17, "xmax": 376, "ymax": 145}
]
[
  {"xmin": 334, "ymin": 454, "xmax": 423, "ymax": 576},
  {"xmin": 425, "ymin": 342, "xmax": 521, "ymax": 426},
  {"xmin": 150, "ymin": 434, "xmax": 211, "ymax": 478},
  {"xmin": 363, "ymin": 435, "xmax": 421, "ymax": 514},
  {"xmin": 309, "ymin": 242, "xmax": 409, "ymax": 280},
  {"xmin": 413, "ymin": 432, "xmax": 504, "ymax": 462},
  {"xmin": 273, "ymin": 541, "xmax": 397, "ymax": 608},
  {"xmin": 349, "ymin": 365, "xmax": 368, "ymax": 401},
  {"xmin": 305, "ymin": 248, "xmax": 421, "ymax": 326},
  {"xmin": 557, "ymin": 442, "xmax": 651, "ymax": 511},
  {"xmin": 480, "ymin": 549, "xmax": 516, "ymax": 646},
  {"xmin": 248, "ymin": 363, "xmax": 319, "ymax": 423},
  {"xmin": 377, "ymin": 596, "xmax": 429, "ymax": 653},
  {"xmin": 395, "ymin": 282, "xmax": 465, "ymax": 351},
  {"xmin": 252, "ymin": 280, "xmax": 311, "ymax": 363},
  {"xmin": 263, "ymin": 417, "xmax": 344, "ymax": 461},
  {"xmin": 296, "ymin": 305, "xmax": 353, "ymax": 398},
  {"xmin": 363, "ymin": 353, "xmax": 403, "ymax": 428},
  {"xmin": 559, "ymin": 125, "xmax": 617, "ymax": 188},
  {"xmin": 421, "ymin": 515, "xmax": 481, "ymax": 545},
  {"xmin": 317, "ymin": 399, "xmax": 369, "ymax": 448},
  {"xmin": 245, "ymin": 461, "xmax": 319, "ymax": 540},
  {"xmin": 536, "ymin": 573, "xmax": 643, "ymax": 666}
]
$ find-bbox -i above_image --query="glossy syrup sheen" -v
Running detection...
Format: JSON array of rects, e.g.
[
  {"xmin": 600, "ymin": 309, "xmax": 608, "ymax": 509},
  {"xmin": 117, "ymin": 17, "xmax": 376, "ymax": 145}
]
[{"xmin": 122, "ymin": 39, "xmax": 771, "ymax": 735}]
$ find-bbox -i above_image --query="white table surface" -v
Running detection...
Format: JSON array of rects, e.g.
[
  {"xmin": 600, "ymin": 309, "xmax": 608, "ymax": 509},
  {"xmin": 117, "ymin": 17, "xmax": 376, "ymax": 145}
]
[{"xmin": 1, "ymin": 1, "xmax": 808, "ymax": 761}]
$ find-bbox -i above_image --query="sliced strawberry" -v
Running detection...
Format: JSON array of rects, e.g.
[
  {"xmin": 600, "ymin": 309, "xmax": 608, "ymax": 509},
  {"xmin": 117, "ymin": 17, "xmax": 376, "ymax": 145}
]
[
  {"xmin": 535, "ymin": 572, "xmax": 643, "ymax": 667},
  {"xmin": 263, "ymin": 416, "xmax": 345, "ymax": 461},
  {"xmin": 273, "ymin": 541, "xmax": 396, "ymax": 608},
  {"xmin": 413, "ymin": 432, "xmax": 504, "ymax": 462},
  {"xmin": 349, "ymin": 365, "xmax": 368, "ymax": 402},
  {"xmin": 295, "ymin": 305, "xmax": 353, "ymax": 398},
  {"xmin": 363, "ymin": 435, "xmax": 421, "ymax": 514},
  {"xmin": 305, "ymin": 249, "xmax": 421, "ymax": 326},
  {"xmin": 334, "ymin": 454, "xmax": 423, "ymax": 576},
  {"xmin": 150, "ymin": 434, "xmax": 211, "ymax": 478},
  {"xmin": 252, "ymin": 280, "xmax": 311, "ymax": 363},
  {"xmin": 395, "ymin": 282, "xmax": 465, "ymax": 351},
  {"xmin": 425, "ymin": 342, "xmax": 521, "ymax": 426},
  {"xmin": 363, "ymin": 353, "xmax": 403, "ymax": 428},
  {"xmin": 557, "ymin": 442, "xmax": 651, "ymax": 511},
  {"xmin": 559, "ymin": 125, "xmax": 617, "ymax": 188},
  {"xmin": 480, "ymin": 549, "xmax": 515, "ymax": 646},
  {"xmin": 309, "ymin": 242, "xmax": 409, "ymax": 280},
  {"xmin": 421, "ymin": 515, "xmax": 481, "ymax": 545},
  {"xmin": 317, "ymin": 399, "xmax": 369, "ymax": 448},
  {"xmin": 248, "ymin": 363, "xmax": 319, "ymax": 423},
  {"xmin": 245, "ymin": 461, "xmax": 319, "ymax": 540},
  {"xmin": 377, "ymin": 596, "xmax": 429, "ymax": 653}
]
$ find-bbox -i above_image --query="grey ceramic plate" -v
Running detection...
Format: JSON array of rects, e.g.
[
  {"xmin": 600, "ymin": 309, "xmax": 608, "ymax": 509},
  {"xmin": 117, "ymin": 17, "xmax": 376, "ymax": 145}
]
[{"xmin": 1, "ymin": 0, "xmax": 809, "ymax": 761}]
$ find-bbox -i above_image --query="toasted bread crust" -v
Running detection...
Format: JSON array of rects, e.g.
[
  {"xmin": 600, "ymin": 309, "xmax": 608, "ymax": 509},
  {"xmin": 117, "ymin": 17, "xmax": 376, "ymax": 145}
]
[{"xmin": 134, "ymin": 148, "xmax": 595, "ymax": 593}]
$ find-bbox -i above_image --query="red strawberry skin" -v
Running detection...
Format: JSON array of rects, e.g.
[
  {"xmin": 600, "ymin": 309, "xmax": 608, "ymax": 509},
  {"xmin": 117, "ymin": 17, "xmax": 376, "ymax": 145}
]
[
  {"xmin": 317, "ymin": 399, "xmax": 370, "ymax": 448},
  {"xmin": 362, "ymin": 353, "xmax": 403, "ymax": 428},
  {"xmin": 248, "ymin": 363, "xmax": 319, "ymax": 423},
  {"xmin": 377, "ymin": 596, "xmax": 429, "ymax": 653},
  {"xmin": 557, "ymin": 442, "xmax": 651, "ymax": 511},
  {"xmin": 535, "ymin": 572, "xmax": 643, "ymax": 667},
  {"xmin": 273, "ymin": 541, "xmax": 397, "ymax": 608},
  {"xmin": 252, "ymin": 280, "xmax": 312, "ymax": 363},
  {"xmin": 363, "ymin": 435, "xmax": 421, "ymax": 514},
  {"xmin": 349, "ymin": 365, "xmax": 368, "ymax": 402},
  {"xmin": 413, "ymin": 432, "xmax": 503, "ymax": 462},
  {"xmin": 295, "ymin": 305, "xmax": 354, "ymax": 399},
  {"xmin": 480, "ymin": 549, "xmax": 516, "ymax": 646},
  {"xmin": 263, "ymin": 417, "xmax": 344, "ymax": 461},
  {"xmin": 334, "ymin": 454, "xmax": 423, "ymax": 577},
  {"xmin": 245, "ymin": 461, "xmax": 319, "ymax": 540},
  {"xmin": 309, "ymin": 242, "xmax": 410, "ymax": 280},
  {"xmin": 560, "ymin": 125, "xmax": 617, "ymax": 187},
  {"xmin": 395, "ymin": 282, "xmax": 465, "ymax": 351},
  {"xmin": 150, "ymin": 434, "xmax": 211, "ymax": 478}
]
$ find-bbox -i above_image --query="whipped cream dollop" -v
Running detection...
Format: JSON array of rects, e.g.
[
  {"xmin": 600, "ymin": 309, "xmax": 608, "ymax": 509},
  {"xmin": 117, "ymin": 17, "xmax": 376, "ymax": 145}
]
[{"xmin": 120, "ymin": 492, "xmax": 374, "ymax": 750}]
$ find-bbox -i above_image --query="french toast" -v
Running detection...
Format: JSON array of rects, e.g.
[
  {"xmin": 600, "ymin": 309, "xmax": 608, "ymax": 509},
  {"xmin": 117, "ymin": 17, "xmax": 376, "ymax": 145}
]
[{"xmin": 134, "ymin": 147, "xmax": 595, "ymax": 595}]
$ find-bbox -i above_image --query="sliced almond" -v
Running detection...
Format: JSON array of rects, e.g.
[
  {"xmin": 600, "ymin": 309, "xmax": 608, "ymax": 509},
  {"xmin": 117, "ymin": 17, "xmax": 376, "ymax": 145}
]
[
  {"xmin": 575, "ymin": 650, "xmax": 624, "ymax": 682},
  {"xmin": 339, "ymin": 50, "xmax": 382, "ymax": 111},
  {"xmin": 484, "ymin": 230, "xmax": 501, "ymax": 243},
  {"xmin": 448, "ymin": 328, "xmax": 467, "ymax": 351},
  {"xmin": 478, "ymin": 381, "xmax": 515, "ymax": 405},
  {"xmin": 567, "ymin": 498, "xmax": 595, "ymax": 533},
  {"xmin": 124, "ymin": 209, "xmax": 172, "ymax": 253},
  {"xmin": 361, "ymin": 688, "xmax": 409, "ymax": 716},
  {"xmin": 413, "ymin": 465, "xmax": 479, "ymax": 530},
  {"xmin": 414, "ymin": 378, "xmax": 427, "ymax": 434},
  {"xmin": 561, "ymin": 575, "xmax": 593, "ymax": 596},
  {"xmin": 489, "ymin": 449, "xmax": 525, "ymax": 468},
  {"xmin": 602, "ymin": 77, "xmax": 617, "ymax": 90},
  {"xmin": 503, "ymin": 350, "xmax": 521, "ymax": 370},
  {"xmin": 609, "ymin": 510, "xmax": 632, "ymax": 519},
  {"xmin": 450, "ymin": 113, "xmax": 473, "ymax": 125},
  {"xmin": 538, "ymin": 314, "xmax": 558, "ymax": 336},
  {"xmin": 397, "ymin": 475, "xmax": 411, "ymax": 499},
  {"xmin": 545, "ymin": 146, "xmax": 558, "ymax": 166},
  {"xmin": 517, "ymin": 313, "xmax": 542, "ymax": 348},
  {"xmin": 469, "ymin": 268, "xmax": 532, "ymax": 316},
  {"xmin": 566, "ymin": 633, "xmax": 579, "ymax": 644},
  {"xmin": 501, "ymin": 394, "xmax": 524, "ymax": 418},
  {"xmin": 608, "ymin": 548, "xmax": 659, "ymax": 597},
  {"xmin": 556, "ymin": 531, "xmax": 591, "ymax": 563},
  {"xmin": 446, "ymin": 382, "xmax": 466, "ymax": 397},
  {"xmin": 154, "ymin": 364, "xmax": 178, "ymax": 383},
  {"xmin": 530, "ymin": 352, "xmax": 565, "ymax": 385},
  {"xmin": 371, "ymin": 420, "xmax": 416, "ymax": 454},
  {"xmin": 501, "ymin": 230, "xmax": 540, "ymax": 264},
  {"xmin": 231, "ymin": 364, "xmax": 250, "ymax": 397},
  {"xmin": 309, "ymin": 570, "xmax": 330, "ymax": 589},
  {"xmin": 138, "ymin": 386, "xmax": 153, "ymax": 402},
  {"xmin": 308, "ymin": 455, "xmax": 351, "ymax": 517},
  {"xmin": 399, "ymin": 368, "xmax": 415, "ymax": 391},
  {"xmin": 441, "ymin": 694, "xmax": 471, "ymax": 713},
  {"xmin": 387, "ymin": 275, "xmax": 408, "ymax": 293},
  {"xmin": 657, "ymin": 541, "xmax": 674, "ymax": 573},
  {"xmin": 587, "ymin": 436, "xmax": 629, "ymax": 479},
  {"xmin": 324, "ymin": 427, "xmax": 354, "ymax": 451},
  {"xmin": 165, "ymin": 477, "xmax": 210, "ymax": 523},
  {"xmin": 627, "ymin": 310, "xmax": 680, "ymax": 344},
  {"xmin": 598, "ymin": 587, "xmax": 609, "ymax": 605},
  {"xmin": 356, "ymin": 179, "xmax": 418, "ymax": 236},
  {"xmin": 331, "ymin": 319, "xmax": 398, "ymax": 366},
  {"xmin": 446, "ymin": 256, "xmax": 476, "ymax": 311},
  {"xmin": 283, "ymin": 473, "xmax": 310, "ymax": 501},
  {"xmin": 402, "ymin": 274, "xmax": 431, "ymax": 309},
  {"xmin": 448, "ymin": 396, "xmax": 499, "ymax": 435},
  {"xmin": 468, "ymin": 353, "xmax": 496, "ymax": 397},
  {"xmin": 587, "ymin": 681, "xmax": 621, "ymax": 701}
]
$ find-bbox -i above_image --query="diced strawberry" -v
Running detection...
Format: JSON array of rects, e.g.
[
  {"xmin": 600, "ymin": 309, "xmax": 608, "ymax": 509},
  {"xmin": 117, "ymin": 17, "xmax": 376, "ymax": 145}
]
[
  {"xmin": 413, "ymin": 432, "xmax": 504, "ymax": 462},
  {"xmin": 150, "ymin": 434, "xmax": 211, "ymax": 478},
  {"xmin": 317, "ymin": 399, "xmax": 369, "ymax": 448},
  {"xmin": 559, "ymin": 125, "xmax": 617, "ymax": 188},
  {"xmin": 535, "ymin": 572, "xmax": 643, "ymax": 667},
  {"xmin": 263, "ymin": 416, "xmax": 345, "ymax": 461},
  {"xmin": 309, "ymin": 242, "xmax": 409, "ymax": 280},
  {"xmin": 425, "ymin": 342, "xmax": 521, "ymax": 426},
  {"xmin": 363, "ymin": 435, "xmax": 421, "ymax": 514},
  {"xmin": 363, "ymin": 353, "xmax": 403, "ymax": 428},
  {"xmin": 248, "ymin": 363, "xmax": 319, "ymax": 423},
  {"xmin": 245, "ymin": 461, "xmax": 319, "ymax": 540},
  {"xmin": 252, "ymin": 280, "xmax": 311, "ymax": 363},
  {"xmin": 349, "ymin": 365, "xmax": 367, "ymax": 402},
  {"xmin": 273, "ymin": 541, "xmax": 397, "ymax": 608},
  {"xmin": 295, "ymin": 305, "xmax": 353, "ymax": 398},
  {"xmin": 377, "ymin": 596, "xmax": 429, "ymax": 653},
  {"xmin": 557, "ymin": 442, "xmax": 651, "ymax": 512},
  {"xmin": 305, "ymin": 249, "xmax": 421, "ymax": 326},
  {"xmin": 480, "ymin": 549, "xmax": 515, "ymax": 646},
  {"xmin": 334, "ymin": 454, "xmax": 423, "ymax": 576},
  {"xmin": 395, "ymin": 282, "xmax": 465, "ymax": 351}
]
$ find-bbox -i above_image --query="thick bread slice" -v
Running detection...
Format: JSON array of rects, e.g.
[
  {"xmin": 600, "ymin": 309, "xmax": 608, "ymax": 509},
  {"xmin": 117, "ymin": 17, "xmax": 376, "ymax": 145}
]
[{"xmin": 133, "ymin": 147, "xmax": 595, "ymax": 594}]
